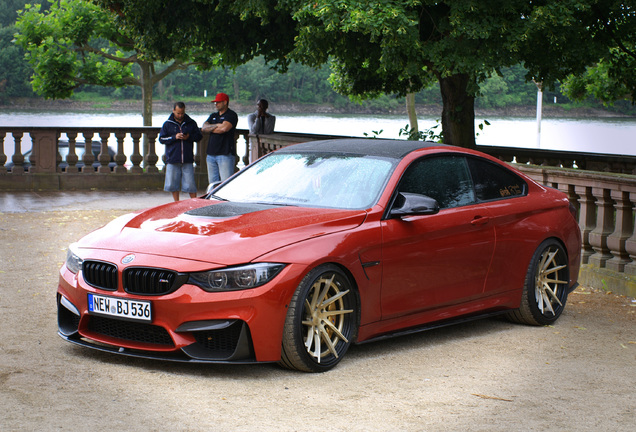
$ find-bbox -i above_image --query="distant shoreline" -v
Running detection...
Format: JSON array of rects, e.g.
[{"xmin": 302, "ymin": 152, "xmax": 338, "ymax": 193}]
[{"xmin": 1, "ymin": 98, "xmax": 632, "ymax": 119}]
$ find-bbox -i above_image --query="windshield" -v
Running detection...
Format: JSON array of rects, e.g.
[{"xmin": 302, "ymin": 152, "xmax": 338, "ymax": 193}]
[{"xmin": 212, "ymin": 152, "xmax": 395, "ymax": 209}]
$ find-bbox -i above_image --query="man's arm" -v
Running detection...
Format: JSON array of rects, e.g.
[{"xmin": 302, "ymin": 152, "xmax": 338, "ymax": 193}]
[
  {"xmin": 247, "ymin": 113, "xmax": 258, "ymax": 134},
  {"xmin": 189, "ymin": 124, "xmax": 203, "ymax": 142},
  {"xmin": 262, "ymin": 116, "xmax": 276, "ymax": 134},
  {"xmin": 203, "ymin": 121, "xmax": 233, "ymax": 134},
  {"xmin": 158, "ymin": 123, "xmax": 177, "ymax": 145}
]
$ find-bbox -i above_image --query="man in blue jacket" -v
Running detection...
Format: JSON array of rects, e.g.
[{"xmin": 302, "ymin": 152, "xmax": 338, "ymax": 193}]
[{"xmin": 159, "ymin": 102, "xmax": 203, "ymax": 201}]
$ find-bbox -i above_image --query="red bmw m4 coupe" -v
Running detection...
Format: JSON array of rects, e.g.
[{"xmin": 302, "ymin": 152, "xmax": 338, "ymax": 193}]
[{"xmin": 58, "ymin": 139, "xmax": 581, "ymax": 372}]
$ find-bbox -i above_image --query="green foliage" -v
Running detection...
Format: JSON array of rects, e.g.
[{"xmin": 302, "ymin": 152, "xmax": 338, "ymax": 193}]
[
  {"xmin": 476, "ymin": 65, "xmax": 538, "ymax": 108},
  {"xmin": 94, "ymin": 0, "xmax": 298, "ymax": 67},
  {"xmin": 5, "ymin": 0, "xmax": 636, "ymax": 122},
  {"xmin": 0, "ymin": 24, "xmax": 34, "ymax": 101},
  {"xmin": 0, "ymin": 0, "xmax": 49, "ymax": 27},
  {"xmin": 13, "ymin": 0, "xmax": 214, "ymax": 124},
  {"xmin": 14, "ymin": 1, "xmax": 134, "ymax": 98},
  {"xmin": 0, "ymin": 1, "xmax": 50, "ymax": 101},
  {"xmin": 399, "ymin": 121, "xmax": 443, "ymax": 143},
  {"xmin": 534, "ymin": 1, "xmax": 636, "ymax": 106},
  {"xmin": 563, "ymin": 49, "xmax": 636, "ymax": 106},
  {"xmin": 398, "ymin": 118, "xmax": 490, "ymax": 142},
  {"xmin": 362, "ymin": 129, "xmax": 384, "ymax": 139}
]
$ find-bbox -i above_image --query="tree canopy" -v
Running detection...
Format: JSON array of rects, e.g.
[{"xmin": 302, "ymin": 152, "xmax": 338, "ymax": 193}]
[
  {"xmin": 93, "ymin": 0, "xmax": 635, "ymax": 147},
  {"xmin": 8, "ymin": 1, "xmax": 635, "ymax": 142},
  {"xmin": 562, "ymin": 2, "xmax": 636, "ymax": 105},
  {"xmin": 14, "ymin": 0, "xmax": 212, "ymax": 125}
]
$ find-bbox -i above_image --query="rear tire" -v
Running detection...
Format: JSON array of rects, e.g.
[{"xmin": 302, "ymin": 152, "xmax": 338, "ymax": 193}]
[
  {"xmin": 507, "ymin": 239, "xmax": 570, "ymax": 326},
  {"xmin": 279, "ymin": 265, "xmax": 358, "ymax": 372}
]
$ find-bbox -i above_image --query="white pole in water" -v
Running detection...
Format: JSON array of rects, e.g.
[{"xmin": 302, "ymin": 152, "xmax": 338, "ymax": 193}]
[{"xmin": 535, "ymin": 81, "xmax": 543, "ymax": 149}]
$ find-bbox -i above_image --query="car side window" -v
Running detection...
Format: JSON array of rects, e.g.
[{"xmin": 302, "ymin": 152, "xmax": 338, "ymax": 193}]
[
  {"xmin": 398, "ymin": 155, "xmax": 476, "ymax": 209},
  {"xmin": 467, "ymin": 157, "xmax": 527, "ymax": 201}
]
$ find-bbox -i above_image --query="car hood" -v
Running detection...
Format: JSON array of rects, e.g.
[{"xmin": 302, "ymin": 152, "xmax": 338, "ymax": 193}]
[{"xmin": 78, "ymin": 199, "xmax": 367, "ymax": 265}]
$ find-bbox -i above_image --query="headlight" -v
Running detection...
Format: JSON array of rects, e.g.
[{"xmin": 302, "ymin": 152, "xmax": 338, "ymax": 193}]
[
  {"xmin": 189, "ymin": 263, "xmax": 285, "ymax": 292},
  {"xmin": 65, "ymin": 243, "xmax": 83, "ymax": 274}
]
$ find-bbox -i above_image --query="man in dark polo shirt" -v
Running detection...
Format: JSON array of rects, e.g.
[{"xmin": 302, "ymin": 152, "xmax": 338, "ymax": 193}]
[{"xmin": 202, "ymin": 92, "xmax": 239, "ymax": 183}]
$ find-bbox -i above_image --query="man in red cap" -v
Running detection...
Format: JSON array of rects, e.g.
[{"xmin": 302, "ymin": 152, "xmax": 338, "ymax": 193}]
[{"xmin": 202, "ymin": 92, "xmax": 239, "ymax": 183}]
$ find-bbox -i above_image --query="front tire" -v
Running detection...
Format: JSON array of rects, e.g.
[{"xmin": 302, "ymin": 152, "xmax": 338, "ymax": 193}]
[
  {"xmin": 279, "ymin": 265, "xmax": 358, "ymax": 372},
  {"xmin": 507, "ymin": 239, "xmax": 570, "ymax": 325}
]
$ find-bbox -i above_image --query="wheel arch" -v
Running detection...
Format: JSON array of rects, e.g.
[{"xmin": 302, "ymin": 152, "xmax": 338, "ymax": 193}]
[
  {"xmin": 278, "ymin": 261, "xmax": 362, "ymax": 371},
  {"xmin": 507, "ymin": 236, "xmax": 572, "ymax": 325},
  {"xmin": 531, "ymin": 234, "xmax": 575, "ymax": 288},
  {"xmin": 317, "ymin": 261, "xmax": 363, "ymax": 342}
]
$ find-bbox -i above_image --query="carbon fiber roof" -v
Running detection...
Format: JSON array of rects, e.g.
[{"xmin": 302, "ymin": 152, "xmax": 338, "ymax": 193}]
[{"xmin": 277, "ymin": 139, "xmax": 449, "ymax": 159}]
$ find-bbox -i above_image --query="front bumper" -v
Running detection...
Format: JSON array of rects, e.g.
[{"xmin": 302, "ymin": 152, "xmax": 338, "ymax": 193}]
[
  {"xmin": 58, "ymin": 294, "xmax": 258, "ymax": 363},
  {"xmin": 57, "ymin": 259, "xmax": 305, "ymax": 363}
]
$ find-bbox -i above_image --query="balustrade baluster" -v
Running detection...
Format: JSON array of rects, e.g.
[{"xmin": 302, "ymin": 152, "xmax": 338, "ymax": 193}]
[
  {"xmin": 55, "ymin": 135, "xmax": 62, "ymax": 172},
  {"xmin": 0, "ymin": 131, "xmax": 6, "ymax": 173},
  {"xmin": 588, "ymin": 187, "xmax": 615, "ymax": 268},
  {"xmin": 559, "ymin": 184, "xmax": 579, "ymax": 214},
  {"xmin": 66, "ymin": 132, "xmax": 79, "ymax": 172},
  {"xmin": 606, "ymin": 191, "xmax": 633, "ymax": 272},
  {"xmin": 97, "ymin": 132, "xmax": 111, "ymax": 173},
  {"xmin": 81, "ymin": 132, "xmax": 95, "ymax": 172},
  {"xmin": 624, "ymin": 192, "xmax": 636, "ymax": 276},
  {"xmin": 247, "ymin": 135, "xmax": 259, "ymax": 164},
  {"xmin": 575, "ymin": 185, "xmax": 596, "ymax": 264},
  {"xmin": 114, "ymin": 132, "xmax": 128, "ymax": 173},
  {"xmin": 144, "ymin": 131, "xmax": 159, "ymax": 173},
  {"xmin": 129, "ymin": 132, "xmax": 143, "ymax": 173},
  {"xmin": 11, "ymin": 132, "xmax": 25, "ymax": 174}
]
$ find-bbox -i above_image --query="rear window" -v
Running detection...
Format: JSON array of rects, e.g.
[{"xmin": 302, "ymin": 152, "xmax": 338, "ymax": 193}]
[{"xmin": 467, "ymin": 157, "xmax": 527, "ymax": 201}]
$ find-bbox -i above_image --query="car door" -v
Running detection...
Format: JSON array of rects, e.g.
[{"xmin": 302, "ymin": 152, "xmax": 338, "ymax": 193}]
[
  {"xmin": 380, "ymin": 155, "xmax": 496, "ymax": 320},
  {"xmin": 464, "ymin": 156, "xmax": 530, "ymax": 296}
]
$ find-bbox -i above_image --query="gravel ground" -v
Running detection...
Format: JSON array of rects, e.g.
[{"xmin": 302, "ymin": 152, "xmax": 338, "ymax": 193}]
[{"xmin": 1, "ymin": 204, "xmax": 635, "ymax": 432}]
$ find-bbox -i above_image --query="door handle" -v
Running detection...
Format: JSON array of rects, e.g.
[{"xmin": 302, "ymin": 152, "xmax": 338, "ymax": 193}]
[{"xmin": 470, "ymin": 215, "xmax": 490, "ymax": 226}]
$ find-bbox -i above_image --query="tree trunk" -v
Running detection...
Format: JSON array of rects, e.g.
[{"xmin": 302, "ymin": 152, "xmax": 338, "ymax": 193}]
[
  {"xmin": 139, "ymin": 61, "xmax": 154, "ymax": 162},
  {"xmin": 233, "ymin": 75, "xmax": 240, "ymax": 101},
  {"xmin": 439, "ymin": 74, "xmax": 476, "ymax": 148},
  {"xmin": 140, "ymin": 62, "xmax": 154, "ymax": 127},
  {"xmin": 406, "ymin": 92, "xmax": 418, "ymax": 140}
]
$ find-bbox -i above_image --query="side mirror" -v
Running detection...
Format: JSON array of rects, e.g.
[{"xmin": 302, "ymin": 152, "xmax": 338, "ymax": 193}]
[{"xmin": 390, "ymin": 192, "xmax": 439, "ymax": 217}]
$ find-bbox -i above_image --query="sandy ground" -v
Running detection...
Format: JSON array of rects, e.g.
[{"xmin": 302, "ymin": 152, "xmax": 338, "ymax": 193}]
[{"xmin": 1, "ymin": 202, "xmax": 635, "ymax": 431}]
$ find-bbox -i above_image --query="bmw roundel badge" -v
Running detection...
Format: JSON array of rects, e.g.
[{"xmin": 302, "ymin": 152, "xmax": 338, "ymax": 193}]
[{"xmin": 121, "ymin": 254, "xmax": 135, "ymax": 264}]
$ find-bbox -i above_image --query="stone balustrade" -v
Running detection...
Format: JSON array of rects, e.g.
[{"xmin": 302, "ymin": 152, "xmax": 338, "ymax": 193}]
[
  {"xmin": 255, "ymin": 133, "xmax": 636, "ymax": 297},
  {"xmin": 0, "ymin": 126, "xmax": 250, "ymax": 190},
  {"xmin": 1, "ymin": 126, "xmax": 635, "ymax": 297},
  {"xmin": 515, "ymin": 165, "xmax": 636, "ymax": 297}
]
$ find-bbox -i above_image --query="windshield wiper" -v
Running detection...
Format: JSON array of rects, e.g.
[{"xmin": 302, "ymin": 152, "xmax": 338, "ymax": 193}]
[
  {"xmin": 208, "ymin": 194, "xmax": 228, "ymax": 202},
  {"xmin": 253, "ymin": 201, "xmax": 297, "ymax": 207}
]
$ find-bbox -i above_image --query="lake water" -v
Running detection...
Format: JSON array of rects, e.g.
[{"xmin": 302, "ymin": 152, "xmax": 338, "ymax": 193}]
[{"xmin": 1, "ymin": 109, "xmax": 636, "ymax": 157}]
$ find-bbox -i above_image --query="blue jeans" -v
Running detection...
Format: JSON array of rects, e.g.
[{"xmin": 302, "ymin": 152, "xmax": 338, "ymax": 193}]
[
  {"xmin": 164, "ymin": 163, "xmax": 197, "ymax": 193},
  {"xmin": 206, "ymin": 154, "xmax": 235, "ymax": 184}
]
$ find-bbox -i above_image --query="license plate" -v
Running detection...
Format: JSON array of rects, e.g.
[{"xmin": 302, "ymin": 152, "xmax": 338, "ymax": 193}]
[{"xmin": 88, "ymin": 293, "xmax": 152, "ymax": 322}]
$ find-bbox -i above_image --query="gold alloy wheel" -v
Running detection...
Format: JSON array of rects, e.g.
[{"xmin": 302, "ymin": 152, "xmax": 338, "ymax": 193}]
[
  {"xmin": 534, "ymin": 246, "xmax": 568, "ymax": 316},
  {"xmin": 302, "ymin": 273, "xmax": 353, "ymax": 363}
]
